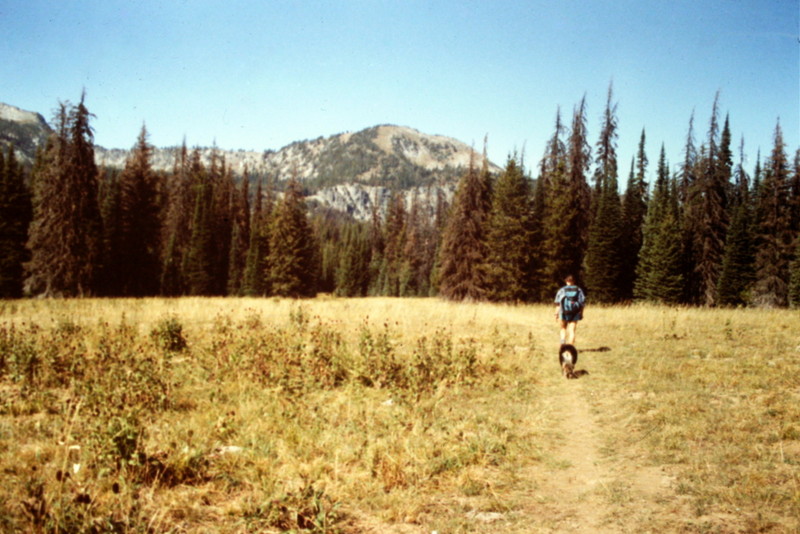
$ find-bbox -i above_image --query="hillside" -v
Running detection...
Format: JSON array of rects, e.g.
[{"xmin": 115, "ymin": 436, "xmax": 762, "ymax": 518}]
[
  {"xmin": 2, "ymin": 102, "xmax": 498, "ymax": 219},
  {"xmin": 0, "ymin": 103, "xmax": 52, "ymax": 163},
  {"xmin": 94, "ymin": 124, "xmax": 499, "ymax": 186}
]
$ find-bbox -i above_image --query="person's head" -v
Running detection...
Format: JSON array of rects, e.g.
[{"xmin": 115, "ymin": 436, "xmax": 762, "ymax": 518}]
[{"xmin": 564, "ymin": 275, "xmax": 575, "ymax": 285}]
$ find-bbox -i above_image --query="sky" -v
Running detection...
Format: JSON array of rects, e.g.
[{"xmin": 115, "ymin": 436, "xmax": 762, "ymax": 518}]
[{"xmin": 2, "ymin": 0, "xmax": 798, "ymax": 176}]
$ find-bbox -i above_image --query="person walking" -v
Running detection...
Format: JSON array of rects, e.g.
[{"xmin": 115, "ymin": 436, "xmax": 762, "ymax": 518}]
[{"xmin": 554, "ymin": 275, "xmax": 585, "ymax": 345}]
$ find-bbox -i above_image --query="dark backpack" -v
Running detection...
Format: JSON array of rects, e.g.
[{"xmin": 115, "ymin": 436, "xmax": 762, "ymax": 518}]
[{"xmin": 561, "ymin": 286, "xmax": 583, "ymax": 314}]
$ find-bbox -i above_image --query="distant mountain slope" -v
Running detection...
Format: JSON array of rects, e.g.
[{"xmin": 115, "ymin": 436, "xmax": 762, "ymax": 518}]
[
  {"xmin": 258, "ymin": 124, "xmax": 499, "ymax": 188},
  {"xmin": 1, "ymin": 101, "xmax": 499, "ymax": 219},
  {"xmin": 0, "ymin": 103, "xmax": 52, "ymax": 162},
  {"xmin": 95, "ymin": 124, "xmax": 499, "ymax": 187}
]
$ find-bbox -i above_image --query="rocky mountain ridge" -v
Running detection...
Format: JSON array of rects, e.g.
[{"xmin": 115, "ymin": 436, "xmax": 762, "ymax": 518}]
[
  {"xmin": 1, "ymin": 102, "xmax": 498, "ymax": 220},
  {"xmin": 0, "ymin": 103, "xmax": 52, "ymax": 162}
]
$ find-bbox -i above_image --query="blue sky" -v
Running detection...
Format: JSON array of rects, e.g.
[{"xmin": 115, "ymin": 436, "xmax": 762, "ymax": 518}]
[{"xmin": 2, "ymin": 0, "xmax": 798, "ymax": 176}]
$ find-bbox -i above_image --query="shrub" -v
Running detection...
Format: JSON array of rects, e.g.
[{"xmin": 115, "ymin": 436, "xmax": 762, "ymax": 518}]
[{"xmin": 150, "ymin": 316, "xmax": 187, "ymax": 352}]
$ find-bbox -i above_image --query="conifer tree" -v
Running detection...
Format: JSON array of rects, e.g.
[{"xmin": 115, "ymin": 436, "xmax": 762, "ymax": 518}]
[
  {"xmin": 484, "ymin": 156, "xmax": 534, "ymax": 301},
  {"xmin": 428, "ymin": 187, "xmax": 451, "ymax": 297},
  {"xmin": 268, "ymin": 176, "xmax": 317, "ymax": 297},
  {"xmin": 692, "ymin": 96, "xmax": 731, "ymax": 306},
  {"xmin": 208, "ymin": 152, "xmax": 235, "ymax": 294},
  {"xmin": 227, "ymin": 170, "xmax": 251, "ymax": 295},
  {"xmin": 117, "ymin": 125, "xmax": 163, "ymax": 296},
  {"xmin": 98, "ymin": 168, "xmax": 123, "ymax": 295},
  {"xmin": 646, "ymin": 179, "xmax": 685, "ymax": 303},
  {"xmin": 399, "ymin": 192, "xmax": 434, "ymax": 296},
  {"xmin": 26, "ymin": 95, "xmax": 103, "ymax": 296},
  {"xmin": 636, "ymin": 146, "xmax": 671, "ymax": 300},
  {"xmin": 0, "ymin": 144, "xmax": 32, "ymax": 297},
  {"xmin": 378, "ymin": 191, "xmax": 406, "ymax": 296},
  {"xmin": 585, "ymin": 171, "xmax": 624, "ymax": 302},
  {"xmin": 752, "ymin": 121, "xmax": 792, "ymax": 307},
  {"xmin": 789, "ymin": 148, "xmax": 800, "ymax": 238},
  {"xmin": 437, "ymin": 150, "xmax": 492, "ymax": 301},
  {"xmin": 366, "ymin": 191, "xmax": 386, "ymax": 295},
  {"xmin": 585, "ymin": 86, "xmax": 624, "ymax": 302},
  {"xmin": 538, "ymin": 108, "xmax": 572, "ymax": 297},
  {"xmin": 678, "ymin": 112, "xmax": 702, "ymax": 303},
  {"xmin": 183, "ymin": 150, "xmax": 215, "ymax": 295},
  {"xmin": 789, "ymin": 242, "xmax": 800, "ymax": 308},
  {"xmin": 242, "ymin": 178, "xmax": 272, "ymax": 295},
  {"xmin": 530, "ymin": 158, "xmax": 552, "ymax": 301},
  {"xmin": 620, "ymin": 129, "xmax": 648, "ymax": 300},
  {"xmin": 335, "ymin": 222, "xmax": 371, "ymax": 297},
  {"xmin": 717, "ymin": 141, "xmax": 755, "ymax": 306},
  {"xmin": 160, "ymin": 143, "xmax": 193, "ymax": 295}
]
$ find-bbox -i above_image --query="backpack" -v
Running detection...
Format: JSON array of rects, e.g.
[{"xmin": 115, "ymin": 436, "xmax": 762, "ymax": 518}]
[{"xmin": 561, "ymin": 286, "xmax": 583, "ymax": 314}]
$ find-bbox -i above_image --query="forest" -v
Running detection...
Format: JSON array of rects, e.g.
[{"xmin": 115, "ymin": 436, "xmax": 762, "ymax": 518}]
[{"xmin": 1, "ymin": 89, "xmax": 799, "ymax": 307}]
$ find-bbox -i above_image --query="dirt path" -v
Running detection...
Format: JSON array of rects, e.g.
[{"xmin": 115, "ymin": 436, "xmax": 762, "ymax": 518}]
[{"xmin": 524, "ymin": 349, "xmax": 678, "ymax": 533}]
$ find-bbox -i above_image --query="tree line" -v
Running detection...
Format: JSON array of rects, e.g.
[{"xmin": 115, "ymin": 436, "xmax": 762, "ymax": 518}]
[{"xmin": 1, "ymin": 90, "xmax": 799, "ymax": 306}]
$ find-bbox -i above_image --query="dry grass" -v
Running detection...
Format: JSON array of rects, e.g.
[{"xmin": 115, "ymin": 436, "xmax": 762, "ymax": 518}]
[{"xmin": 0, "ymin": 298, "xmax": 797, "ymax": 533}]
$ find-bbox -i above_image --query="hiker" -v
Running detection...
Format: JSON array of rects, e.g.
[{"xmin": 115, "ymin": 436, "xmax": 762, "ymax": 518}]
[{"xmin": 554, "ymin": 275, "xmax": 585, "ymax": 345}]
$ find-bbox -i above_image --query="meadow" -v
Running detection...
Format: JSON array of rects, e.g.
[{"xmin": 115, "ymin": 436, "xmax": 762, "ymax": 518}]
[{"xmin": 0, "ymin": 297, "xmax": 797, "ymax": 533}]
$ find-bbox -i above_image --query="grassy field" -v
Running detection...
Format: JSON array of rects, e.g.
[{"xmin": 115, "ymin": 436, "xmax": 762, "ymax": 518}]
[{"xmin": 0, "ymin": 297, "xmax": 797, "ymax": 533}]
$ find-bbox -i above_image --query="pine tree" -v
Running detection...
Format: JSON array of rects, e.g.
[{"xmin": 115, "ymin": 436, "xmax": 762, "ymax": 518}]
[
  {"xmin": 538, "ymin": 108, "xmax": 573, "ymax": 297},
  {"xmin": 484, "ymin": 156, "xmax": 535, "ymax": 302},
  {"xmin": 268, "ymin": 176, "xmax": 317, "ymax": 297},
  {"xmin": 335, "ymin": 222, "xmax": 371, "ymax": 297},
  {"xmin": 437, "ymin": 150, "xmax": 493, "ymax": 301},
  {"xmin": 692, "ymin": 96, "xmax": 731, "ymax": 306},
  {"xmin": 117, "ymin": 125, "xmax": 163, "ymax": 296},
  {"xmin": 160, "ymin": 143, "xmax": 193, "ymax": 295},
  {"xmin": 752, "ymin": 121, "xmax": 792, "ymax": 307},
  {"xmin": 242, "ymin": 178, "xmax": 272, "ymax": 296},
  {"xmin": 529, "ymin": 157, "xmax": 552, "ymax": 301},
  {"xmin": 717, "ymin": 141, "xmax": 756, "ymax": 306},
  {"xmin": 789, "ymin": 242, "xmax": 800, "ymax": 308},
  {"xmin": 208, "ymin": 151, "xmax": 234, "ymax": 294},
  {"xmin": 620, "ymin": 129, "xmax": 648, "ymax": 300},
  {"xmin": 378, "ymin": 191, "xmax": 406, "ymax": 296},
  {"xmin": 635, "ymin": 146, "xmax": 668, "ymax": 300},
  {"xmin": 366, "ymin": 190, "xmax": 386, "ymax": 295},
  {"xmin": 678, "ymin": 112, "xmax": 702, "ymax": 303},
  {"xmin": 183, "ymin": 150, "xmax": 215, "ymax": 295},
  {"xmin": 647, "ymin": 180, "xmax": 685, "ymax": 303},
  {"xmin": 227, "ymin": 170, "xmax": 251, "ymax": 295},
  {"xmin": 789, "ymin": 148, "xmax": 800, "ymax": 238},
  {"xmin": 585, "ymin": 171, "xmax": 624, "ymax": 302},
  {"xmin": 26, "ymin": 95, "xmax": 103, "ymax": 296},
  {"xmin": 399, "ymin": 192, "xmax": 434, "ymax": 296},
  {"xmin": 0, "ymin": 144, "xmax": 32, "ymax": 297},
  {"xmin": 585, "ymin": 85, "xmax": 624, "ymax": 302},
  {"xmin": 98, "ymin": 168, "xmax": 123, "ymax": 295}
]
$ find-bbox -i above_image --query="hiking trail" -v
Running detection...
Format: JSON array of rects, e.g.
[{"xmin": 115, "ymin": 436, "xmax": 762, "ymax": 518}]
[{"xmin": 523, "ymin": 347, "xmax": 678, "ymax": 533}]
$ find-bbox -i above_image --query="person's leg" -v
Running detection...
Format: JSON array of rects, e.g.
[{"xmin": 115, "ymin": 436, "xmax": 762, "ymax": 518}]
[
  {"xmin": 559, "ymin": 320, "xmax": 568, "ymax": 344},
  {"xmin": 565, "ymin": 321, "xmax": 577, "ymax": 345}
]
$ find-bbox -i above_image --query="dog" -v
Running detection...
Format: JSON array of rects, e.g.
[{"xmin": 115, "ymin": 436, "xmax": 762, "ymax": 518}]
[{"xmin": 559, "ymin": 344, "xmax": 587, "ymax": 379}]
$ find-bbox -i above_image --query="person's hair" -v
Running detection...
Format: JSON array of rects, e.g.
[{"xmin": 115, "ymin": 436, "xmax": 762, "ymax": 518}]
[{"xmin": 565, "ymin": 275, "xmax": 575, "ymax": 284}]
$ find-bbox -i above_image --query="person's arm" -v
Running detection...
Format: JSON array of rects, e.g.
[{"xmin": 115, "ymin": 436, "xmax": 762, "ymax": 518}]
[{"xmin": 554, "ymin": 289, "xmax": 562, "ymax": 318}]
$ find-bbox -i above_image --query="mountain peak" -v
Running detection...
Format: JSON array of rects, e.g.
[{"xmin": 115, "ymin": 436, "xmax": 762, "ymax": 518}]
[
  {"xmin": 0, "ymin": 103, "xmax": 52, "ymax": 162},
  {"xmin": 0, "ymin": 102, "xmax": 49, "ymax": 127}
]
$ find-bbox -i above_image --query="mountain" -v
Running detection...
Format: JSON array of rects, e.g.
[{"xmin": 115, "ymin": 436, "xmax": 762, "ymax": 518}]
[
  {"xmin": 1, "ymin": 102, "xmax": 499, "ymax": 219},
  {"xmin": 95, "ymin": 124, "xmax": 499, "ymax": 186},
  {"xmin": 0, "ymin": 103, "xmax": 52, "ymax": 163}
]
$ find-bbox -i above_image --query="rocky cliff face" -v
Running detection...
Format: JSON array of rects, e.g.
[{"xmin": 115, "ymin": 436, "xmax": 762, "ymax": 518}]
[
  {"xmin": 307, "ymin": 182, "xmax": 457, "ymax": 222},
  {"xmin": 0, "ymin": 103, "xmax": 52, "ymax": 163}
]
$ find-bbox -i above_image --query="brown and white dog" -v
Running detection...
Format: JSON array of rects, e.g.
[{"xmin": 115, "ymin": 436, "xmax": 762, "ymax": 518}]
[{"xmin": 559, "ymin": 343, "xmax": 580, "ymax": 379}]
